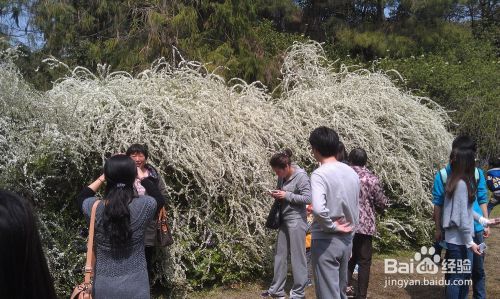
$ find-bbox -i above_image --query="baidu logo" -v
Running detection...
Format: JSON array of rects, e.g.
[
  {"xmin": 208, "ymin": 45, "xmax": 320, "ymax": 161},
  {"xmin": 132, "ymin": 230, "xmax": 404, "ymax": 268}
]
[{"xmin": 385, "ymin": 246, "xmax": 441, "ymax": 274}]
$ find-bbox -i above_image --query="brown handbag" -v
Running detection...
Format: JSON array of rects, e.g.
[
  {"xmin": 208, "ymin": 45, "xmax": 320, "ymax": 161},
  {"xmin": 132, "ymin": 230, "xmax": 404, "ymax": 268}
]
[
  {"xmin": 71, "ymin": 200, "xmax": 100, "ymax": 299},
  {"xmin": 157, "ymin": 207, "xmax": 174, "ymax": 247}
]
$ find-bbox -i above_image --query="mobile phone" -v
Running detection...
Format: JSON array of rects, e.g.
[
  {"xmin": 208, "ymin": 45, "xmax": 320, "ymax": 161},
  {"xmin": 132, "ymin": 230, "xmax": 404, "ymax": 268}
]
[{"xmin": 479, "ymin": 242, "xmax": 487, "ymax": 254}]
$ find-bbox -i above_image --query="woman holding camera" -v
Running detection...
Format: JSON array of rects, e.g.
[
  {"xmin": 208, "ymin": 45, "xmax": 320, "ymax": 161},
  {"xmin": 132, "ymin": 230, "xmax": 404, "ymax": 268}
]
[{"xmin": 76, "ymin": 155, "xmax": 165, "ymax": 298}]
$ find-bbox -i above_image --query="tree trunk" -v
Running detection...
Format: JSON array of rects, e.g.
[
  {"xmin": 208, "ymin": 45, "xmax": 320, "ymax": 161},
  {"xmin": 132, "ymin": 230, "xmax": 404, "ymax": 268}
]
[{"xmin": 376, "ymin": 0, "xmax": 385, "ymax": 23}]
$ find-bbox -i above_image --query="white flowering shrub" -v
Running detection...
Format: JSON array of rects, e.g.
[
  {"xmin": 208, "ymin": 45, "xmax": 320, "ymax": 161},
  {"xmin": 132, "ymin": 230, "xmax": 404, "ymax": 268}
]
[
  {"xmin": 39, "ymin": 56, "xmax": 297, "ymax": 293},
  {"xmin": 278, "ymin": 42, "xmax": 452, "ymax": 248},
  {"xmin": 0, "ymin": 49, "xmax": 41, "ymax": 175},
  {"xmin": 0, "ymin": 42, "xmax": 452, "ymax": 297},
  {"xmin": 1, "ymin": 50, "xmax": 100, "ymax": 296}
]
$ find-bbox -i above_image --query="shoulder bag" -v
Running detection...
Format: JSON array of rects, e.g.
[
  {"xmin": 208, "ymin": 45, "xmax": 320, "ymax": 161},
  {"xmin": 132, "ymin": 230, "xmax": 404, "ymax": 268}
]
[
  {"xmin": 157, "ymin": 207, "xmax": 174, "ymax": 246},
  {"xmin": 71, "ymin": 200, "xmax": 100, "ymax": 299}
]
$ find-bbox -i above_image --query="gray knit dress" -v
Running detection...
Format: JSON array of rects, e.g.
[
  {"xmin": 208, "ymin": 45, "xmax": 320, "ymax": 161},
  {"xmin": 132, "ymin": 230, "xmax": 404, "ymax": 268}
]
[{"xmin": 82, "ymin": 196, "xmax": 156, "ymax": 299}]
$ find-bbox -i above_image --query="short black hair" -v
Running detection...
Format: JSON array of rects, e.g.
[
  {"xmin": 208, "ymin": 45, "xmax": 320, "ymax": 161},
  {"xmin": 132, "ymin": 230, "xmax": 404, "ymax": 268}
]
[
  {"xmin": 125, "ymin": 143, "xmax": 149, "ymax": 159},
  {"xmin": 349, "ymin": 148, "xmax": 368, "ymax": 167},
  {"xmin": 308, "ymin": 126, "xmax": 340, "ymax": 158},
  {"xmin": 452, "ymin": 135, "xmax": 477, "ymax": 153},
  {"xmin": 489, "ymin": 156, "xmax": 500, "ymax": 168}
]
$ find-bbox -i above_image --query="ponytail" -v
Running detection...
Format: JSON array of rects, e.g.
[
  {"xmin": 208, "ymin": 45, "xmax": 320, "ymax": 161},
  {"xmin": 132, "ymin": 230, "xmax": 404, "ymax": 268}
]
[
  {"xmin": 103, "ymin": 183, "xmax": 133, "ymax": 249},
  {"xmin": 102, "ymin": 155, "xmax": 137, "ymax": 250}
]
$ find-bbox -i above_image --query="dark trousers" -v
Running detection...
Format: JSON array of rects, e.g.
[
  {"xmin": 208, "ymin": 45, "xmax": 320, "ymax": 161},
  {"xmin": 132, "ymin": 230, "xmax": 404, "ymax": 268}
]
[
  {"xmin": 487, "ymin": 195, "xmax": 500, "ymax": 215},
  {"xmin": 145, "ymin": 246, "xmax": 154, "ymax": 276},
  {"xmin": 445, "ymin": 243, "xmax": 472, "ymax": 299},
  {"xmin": 433, "ymin": 240, "xmax": 443, "ymax": 260},
  {"xmin": 348, "ymin": 233, "xmax": 372, "ymax": 299},
  {"xmin": 472, "ymin": 232, "xmax": 486, "ymax": 299}
]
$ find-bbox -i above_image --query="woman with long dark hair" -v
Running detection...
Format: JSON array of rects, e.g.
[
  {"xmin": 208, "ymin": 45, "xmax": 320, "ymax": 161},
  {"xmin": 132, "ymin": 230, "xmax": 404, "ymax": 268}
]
[
  {"xmin": 76, "ymin": 155, "xmax": 165, "ymax": 298},
  {"xmin": 261, "ymin": 149, "xmax": 311, "ymax": 299},
  {"xmin": 0, "ymin": 190, "xmax": 57, "ymax": 299},
  {"xmin": 442, "ymin": 147, "xmax": 482, "ymax": 299}
]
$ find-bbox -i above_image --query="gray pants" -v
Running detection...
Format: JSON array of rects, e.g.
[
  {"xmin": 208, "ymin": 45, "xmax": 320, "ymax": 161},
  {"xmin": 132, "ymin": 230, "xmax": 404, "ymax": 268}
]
[
  {"xmin": 268, "ymin": 218, "xmax": 308, "ymax": 299},
  {"xmin": 311, "ymin": 235, "xmax": 353, "ymax": 299}
]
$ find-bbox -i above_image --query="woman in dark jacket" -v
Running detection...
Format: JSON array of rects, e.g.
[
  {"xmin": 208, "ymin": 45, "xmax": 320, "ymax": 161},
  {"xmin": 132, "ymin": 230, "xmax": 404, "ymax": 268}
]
[{"xmin": 126, "ymin": 143, "xmax": 168, "ymax": 275}]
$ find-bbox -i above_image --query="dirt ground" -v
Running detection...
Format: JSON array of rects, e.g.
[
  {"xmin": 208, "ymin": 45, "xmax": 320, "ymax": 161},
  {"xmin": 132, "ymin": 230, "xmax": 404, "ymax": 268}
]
[{"xmin": 188, "ymin": 208, "xmax": 500, "ymax": 299}]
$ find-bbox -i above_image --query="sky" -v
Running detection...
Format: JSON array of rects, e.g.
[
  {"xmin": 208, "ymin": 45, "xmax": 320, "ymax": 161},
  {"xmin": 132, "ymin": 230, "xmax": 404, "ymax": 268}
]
[{"xmin": 0, "ymin": 3, "xmax": 44, "ymax": 49}]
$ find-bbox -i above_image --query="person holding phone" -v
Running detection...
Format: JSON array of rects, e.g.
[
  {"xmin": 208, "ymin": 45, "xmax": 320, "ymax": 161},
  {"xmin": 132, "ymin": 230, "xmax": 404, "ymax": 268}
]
[
  {"xmin": 442, "ymin": 147, "xmax": 482, "ymax": 299},
  {"xmin": 261, "ymin": 149, "xmax": 311, "ymax": 299},
  {"xmin": 432, "ymin": 136, "xmax": 489, "ymax": 298}
]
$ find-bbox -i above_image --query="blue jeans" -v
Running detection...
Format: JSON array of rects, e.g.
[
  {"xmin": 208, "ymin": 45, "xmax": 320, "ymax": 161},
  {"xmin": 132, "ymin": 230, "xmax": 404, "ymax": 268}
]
[
  {"xmin": 472, "ymin": 232, "xmax": 486, "ymax": 299},
  {"xmin": 445, "ymin": 242, "xmax": 472, "ymax": 299}
]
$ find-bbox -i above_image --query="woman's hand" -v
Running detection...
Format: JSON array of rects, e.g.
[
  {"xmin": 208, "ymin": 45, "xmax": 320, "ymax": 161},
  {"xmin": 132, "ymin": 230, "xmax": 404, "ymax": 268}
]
[
  {"xmin": 470, "ymin": 243, "xmax": 482, "ymax": 256},
  {"xmin": 488, "ymin": 217, "xmax": 500, "ymax": 226},
  {"xmin": 87, "ymin": 174, "xmax": 105, "ymax": 192},
  {"xmin": 271, "ymin": 190, "xmax": 287, "ymax": 200},
  {"xmin": 483, "ymin": 227, "xmax": 491, "ymax": 238}
]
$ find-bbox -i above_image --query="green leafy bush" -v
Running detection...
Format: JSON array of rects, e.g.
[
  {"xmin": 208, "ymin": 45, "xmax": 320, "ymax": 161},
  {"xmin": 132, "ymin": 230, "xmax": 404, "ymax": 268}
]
[{"xmin": 377, "ymin": 39, "xmax": 500, "ymax": 158}]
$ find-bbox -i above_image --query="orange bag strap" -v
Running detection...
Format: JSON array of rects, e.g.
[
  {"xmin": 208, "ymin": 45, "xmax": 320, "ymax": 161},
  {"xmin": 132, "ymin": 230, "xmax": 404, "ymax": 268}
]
[
  {"xmin": 158, "ymin": 206, "xmax": 165, "ymax": 220},
  {"xmin": 84, "ymin": 200, "xmax": 100, "ymax": 284}
]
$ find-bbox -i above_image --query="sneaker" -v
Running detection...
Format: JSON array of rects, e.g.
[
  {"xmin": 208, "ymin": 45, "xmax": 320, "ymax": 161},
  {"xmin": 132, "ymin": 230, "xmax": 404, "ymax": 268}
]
[
  {"xmin": 260, "ymin": 291, "xmax": 286, "ymax": 299},
  {"xmin": 346, "ymin": 286, "xmax": 355, "ymax": 298}
]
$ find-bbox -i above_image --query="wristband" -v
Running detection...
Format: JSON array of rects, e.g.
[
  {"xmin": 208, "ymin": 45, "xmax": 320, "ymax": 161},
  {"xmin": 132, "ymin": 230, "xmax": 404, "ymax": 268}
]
[{"xmin": 478, "ymin": 216, "xmax": 489, "ymax": 227}]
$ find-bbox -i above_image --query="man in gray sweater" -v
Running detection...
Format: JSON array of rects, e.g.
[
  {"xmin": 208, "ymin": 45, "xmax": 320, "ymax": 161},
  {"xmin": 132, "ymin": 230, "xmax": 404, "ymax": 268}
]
[{"xmin": 309, "ymin": 126, "xmax": 360, "ymax": 299}]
